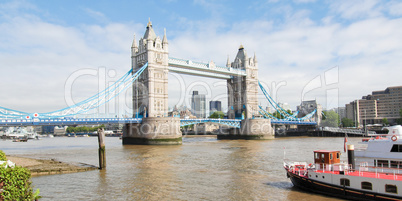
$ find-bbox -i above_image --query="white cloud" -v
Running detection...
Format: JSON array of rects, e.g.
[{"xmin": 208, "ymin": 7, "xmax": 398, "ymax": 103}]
[
  {"xmin": 329, "ymin": 0, "xmax": 383, "ymax": 20},
  {"xmin": 0, "ymin": 4, "xmax": 143, "ymax": 114},
  {"xmin": 81, "ymin": 8, "xmax": 108, "ymax": 23},
  {"xmin": 387, "ymin": 0, "xmax": 402, "ymax": 16}
]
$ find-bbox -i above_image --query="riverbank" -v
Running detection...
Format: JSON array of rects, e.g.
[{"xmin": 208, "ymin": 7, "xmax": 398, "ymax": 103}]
[{"xmin": 6, "ymin": 156, "xmax": 97, "ymax": 176}]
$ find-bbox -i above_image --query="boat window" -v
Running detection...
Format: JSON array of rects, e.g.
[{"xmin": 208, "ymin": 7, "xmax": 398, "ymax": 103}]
[
  {"xmin": 390, "ymin": 161, "xmax": 402, "ymax": 169},
  {"xmin": 315, "ymin": 153, "xmax": 319, "ymax": 159},
  {"xmin": 336, "ymin": 153, "xmax": 340, "ymax": 159},
  {"xmin": 385, "ymin": 184, "xmax": 397, "ymax": 194},
  {"xmin": 390, "ymin": 144, "xmax": 402, "ymax": 152},
  {"xmin": 361, "ymin": 182, "xmax": 372, "ymax": 190},
  {"xmin": 377, "ymin": 160, "xmax": 389, "ymax": 168},
  {"xmin": 321, "ymin": 153, "xmax": 324, "ymax": 159},
  {"xmin": 340, "ymin": 178, "xmax": 350, "ymax": 186}
]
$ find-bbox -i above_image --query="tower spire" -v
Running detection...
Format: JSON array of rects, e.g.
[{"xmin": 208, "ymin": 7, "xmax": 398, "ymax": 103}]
[
  {"xmin": 144, "ymin": 18, "xmax": 156, "ymax": 40},
  {"xmin": 226, "ymin": 55, "xmax": 231, "ymax": 67},
  {"xmin": 162, "ymin": 28, "xmax": 168, "ymax": 44},
  {"xmin": 147, "ymin": 18, "xmax": 152, "ymax": 28},
  {"xmin": 131, "ymin": 34, "xmax": 137, "ymax": 48},
  {"xmin": 253, "ymin": 52, "xmax": 257, "ymax": 63}
]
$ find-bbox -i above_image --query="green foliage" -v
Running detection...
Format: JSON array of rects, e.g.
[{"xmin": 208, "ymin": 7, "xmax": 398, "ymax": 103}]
[
  {"xmin": 341, "ymin": 118, "xmax": 354, "ymax": 127},
  {"xmin": 0, "ymin": 150, "xmax": 6, "ymax": 161},
  {"xmin": 321, "ymin": 111, "xmax": 340, "ymax": 127},
  {"xmin": 382, "ymin": 118, "xmax": 389, "ymax": 125},
  {"xmin": 0, "ymin": 152, "xmax": 40, "ymax": 200},
  {"xmin": 271, "ymin": 110, "xmax": 293, "ymax": 119},
  {"xmin": 397, "ymin": 109, "xmax": 402, "ymax": 125},
  {"xmin": 209, "ymin": 111, "xmax": 225, "ymax": 119},
  {"xmin": 272, "ymin": 111, "xmax": 283, "ymax": 119},
  {"xmin": 181, "ymin": 124, "xmax": 193, "ymax": 129},
  {"xmin": 66, "ymin": 124, "xmax": 105, "ymax": 133}
]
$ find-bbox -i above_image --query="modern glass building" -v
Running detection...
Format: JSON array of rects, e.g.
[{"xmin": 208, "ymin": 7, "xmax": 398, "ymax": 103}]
[
  {"xmin": 191, "ymin": 91, "xmax": 206, "ymax": 118},
  {"xmin": 209, "ymin": 101, "xmax": 222, "ymax": 115}
]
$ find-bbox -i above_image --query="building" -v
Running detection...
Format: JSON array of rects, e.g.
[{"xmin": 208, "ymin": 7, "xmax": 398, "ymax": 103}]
[
  {"xmin": 132, "ymin": 20, "xmax": 169, "ymax": 118},
  {"xmin": 337, "ymin": 107, "xmax": 346, "ymax": 119},
  {"xmin": 328, "ymin": 107, "xmax": 346, "ymax": 119},
  {"xmin": 296, "ymin": 100, "xmax": 323, "ymax": 125},
  {"xmin": 191, "ymin": 91, "xmax": 206, "ymax": 118},
  {"xmin": 345, "ymin": 86, "xmax": 402, "ymax": 126},
  {"xmin": 209, "ymin": 101, "xmax": 222, "ymax": 115},
  {"xmin": 278, "ymin": 102, "xmax": 291, "ymax": 111}
]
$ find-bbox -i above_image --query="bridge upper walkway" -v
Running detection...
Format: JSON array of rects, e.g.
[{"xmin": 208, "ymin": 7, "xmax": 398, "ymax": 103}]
[{"xmin": 168, "ymin": 57, "xmax": 246, "ymax": 79}]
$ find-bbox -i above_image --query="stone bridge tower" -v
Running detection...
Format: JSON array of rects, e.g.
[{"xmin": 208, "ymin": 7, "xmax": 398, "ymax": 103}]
[
  {"xmin": 123, "ymin": 20, "xmax": 181, "ymax": 145},
  {"xmin": 227, "ymin": 45, "xmax": 259, "ymax": 119},
  {"xmin": 223, "ymin": 45, "xmax": 274, "ymax": 140},
  {"xmin": 131, "ymin": 20, "xmax": 169, "ymax": 118}
]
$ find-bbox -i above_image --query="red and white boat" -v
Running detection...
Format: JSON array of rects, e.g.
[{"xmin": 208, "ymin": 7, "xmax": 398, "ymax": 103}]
[{"xmin": 284, "ymin": 126, "xmax": 402, "ymax": 200}]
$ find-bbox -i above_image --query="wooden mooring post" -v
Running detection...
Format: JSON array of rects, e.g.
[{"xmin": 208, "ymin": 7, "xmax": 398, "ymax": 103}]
[{"xmin": 98, "ymin": 128, "xmax": 106, "ymax": 169}]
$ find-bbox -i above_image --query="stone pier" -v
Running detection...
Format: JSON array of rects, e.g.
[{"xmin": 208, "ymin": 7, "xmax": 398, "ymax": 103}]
[
  {"xmin": 122, "ymin": 117, "xmax": 182, "ymax": 145},
  {"xmin": 217, "ymin": 118, "xmax": 274, "ymax": 140}
]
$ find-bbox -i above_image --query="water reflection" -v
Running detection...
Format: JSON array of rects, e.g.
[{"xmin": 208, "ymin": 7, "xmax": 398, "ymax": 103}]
[{"xmin": 122, "ymin": 145, "xmax": 181, "ymax": 200}]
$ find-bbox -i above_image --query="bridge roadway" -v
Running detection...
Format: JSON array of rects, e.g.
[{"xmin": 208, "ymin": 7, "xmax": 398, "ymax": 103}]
[{"xmin": 0, "ymin": 118, "xmax": 317, "ymax": 127}]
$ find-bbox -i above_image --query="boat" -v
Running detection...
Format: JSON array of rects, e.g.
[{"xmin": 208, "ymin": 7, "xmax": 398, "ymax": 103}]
[
  {"xmin": 355, "ymin": 125, "xmax": 402, "ymax": 172},
  {"xmin": 4, "ymin": 127, "xmax": 39, "ymax": 140},
  {"xmin": 284, "ymin": 145, "xmax": 402, "ymax": 200},
  {"xmin": 13, "ymin": 136, "xmax": 28, "ymax": 142}
]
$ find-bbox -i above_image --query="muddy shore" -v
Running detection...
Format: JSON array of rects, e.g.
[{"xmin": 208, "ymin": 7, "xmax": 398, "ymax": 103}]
[{"xmin": 6, "ymin": 156, "xmax": 98, "ymax": 176}]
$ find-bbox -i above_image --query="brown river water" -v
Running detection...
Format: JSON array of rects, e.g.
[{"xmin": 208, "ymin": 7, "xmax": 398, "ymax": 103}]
[{"xmin": 1, "ymin": 135, "xmax": 362, "ymax": 200}]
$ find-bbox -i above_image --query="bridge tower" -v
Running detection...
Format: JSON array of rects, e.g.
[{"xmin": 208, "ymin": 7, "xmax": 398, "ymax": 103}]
[
  {"xmin": 123, "ymin": 20, "xmax": 182, "ymax": 145},
  {"xmin": 221, "ymin": 46, "xmax": 274, "ymax": 139}
]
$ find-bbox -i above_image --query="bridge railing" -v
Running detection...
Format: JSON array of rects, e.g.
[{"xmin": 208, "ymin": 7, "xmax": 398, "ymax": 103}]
[
  {"xmin": 0, "ymin": 118, "xmax": 143, "ymax": 126},
  {"xmin": 321, "ymin": 127, "xmax": 376, "ymax": 135}
]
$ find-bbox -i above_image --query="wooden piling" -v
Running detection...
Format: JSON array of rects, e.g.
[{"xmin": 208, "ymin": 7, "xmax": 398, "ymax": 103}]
[{"xmin": 97, "ymin": 128, "xmax": 106, "ymax": 169}]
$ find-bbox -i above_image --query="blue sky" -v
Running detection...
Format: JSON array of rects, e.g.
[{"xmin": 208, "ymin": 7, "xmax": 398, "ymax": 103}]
[{"xmin": 1, "ymin": 0, "xmax": 402, "ymax": 116}]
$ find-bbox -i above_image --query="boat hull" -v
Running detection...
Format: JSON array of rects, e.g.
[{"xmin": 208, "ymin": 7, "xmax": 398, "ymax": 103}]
[{"xmin": 286, "ymin": 169, "xmax": 401, "ymax": 201}]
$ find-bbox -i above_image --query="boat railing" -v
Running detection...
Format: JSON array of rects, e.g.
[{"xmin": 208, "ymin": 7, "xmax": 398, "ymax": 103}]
[
  {"xmin": 284, "ymin": 161, "xmax": 309, "ymax": 177},
  {"xmin": 352, "ymin": 163, "xmax": 402, "ymax": 180},
  {"xmin": 315, "ymin": 163, "xmax": 350, "ymax": 173}
]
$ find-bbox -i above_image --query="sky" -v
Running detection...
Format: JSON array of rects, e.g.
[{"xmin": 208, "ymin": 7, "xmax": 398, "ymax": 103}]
[{"xmin": 1, "ymin": 0, "xmax": 402, "ymax": 117}]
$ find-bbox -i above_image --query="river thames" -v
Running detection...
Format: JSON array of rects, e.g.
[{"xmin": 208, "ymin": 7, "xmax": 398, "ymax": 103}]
[{"xmin": 1, "ymin": 135, "xmax": 361, "ymax": 200}]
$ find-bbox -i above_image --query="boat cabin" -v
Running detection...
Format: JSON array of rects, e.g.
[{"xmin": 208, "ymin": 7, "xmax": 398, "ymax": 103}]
[{"xmin": 314, "ymin": 150, "xmax": 341, "ymax": 169}]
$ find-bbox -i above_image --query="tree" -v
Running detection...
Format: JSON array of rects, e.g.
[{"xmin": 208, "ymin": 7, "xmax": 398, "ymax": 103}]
[
  {"xmin": 321, "ymin": 111, "xmax": 339, "ymax": 127},
  {"xmin": 209, "ymin": 111, "xmax": 225, "ymax": 119},
  {"xmin": 271, "ymin": 110, "xmax": 293, "ymax": 119},
  {"xmin": 341, "ymin": 118, "xmax": 354, "ymax": 127},
  {"xmin": 397, "ymin": 109, "xmax": 402, "ymax": 125},
  {"xmin": 272, "ymin": 111, "xmax": 282, "ymax": 119},
  {"xmin": 382, "ymin": 118, "xmax": 389, "ymax": 126}
]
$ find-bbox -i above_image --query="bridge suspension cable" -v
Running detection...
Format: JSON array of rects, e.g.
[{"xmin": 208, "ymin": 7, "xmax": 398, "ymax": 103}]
[
  {"xmin": 0, "ymin": 63, "xmax": 148, "ymax": 119},
  {"xmin": 258, "ymin": 81, "xmax": 317, "ymax": 121}
]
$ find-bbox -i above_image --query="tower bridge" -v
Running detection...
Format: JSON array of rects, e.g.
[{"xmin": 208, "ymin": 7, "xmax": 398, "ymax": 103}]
[
  {"xmin": 124, "ymin": 20, "xmax": 273, "ymax": 145},
  {"xmin": 0, "ymin": 20, "xmax": 319, "ymax": 144}
]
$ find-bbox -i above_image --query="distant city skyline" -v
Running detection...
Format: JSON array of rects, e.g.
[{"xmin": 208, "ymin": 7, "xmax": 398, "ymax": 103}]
[{"xmin": 1, "ymin": 1, "xmax": 402, "ymax": 117}]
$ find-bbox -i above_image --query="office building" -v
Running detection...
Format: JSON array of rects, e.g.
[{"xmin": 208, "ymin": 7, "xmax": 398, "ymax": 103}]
[
  {"xmin": 191, "ymin": 91, "xmax": 206, "ymax": 118},
  {"xmin": 345, "ymin": 86, "xmax": 402, "ymax": 126},
  {"xmin": 209, "ymin": 101, "xmax": 222, "ymax": 115}
]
